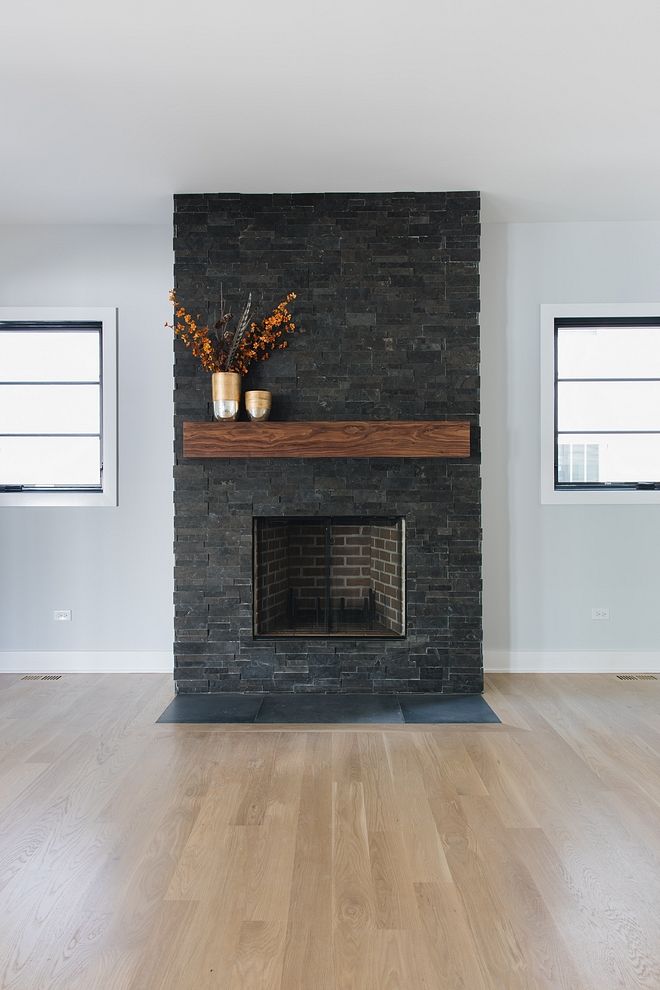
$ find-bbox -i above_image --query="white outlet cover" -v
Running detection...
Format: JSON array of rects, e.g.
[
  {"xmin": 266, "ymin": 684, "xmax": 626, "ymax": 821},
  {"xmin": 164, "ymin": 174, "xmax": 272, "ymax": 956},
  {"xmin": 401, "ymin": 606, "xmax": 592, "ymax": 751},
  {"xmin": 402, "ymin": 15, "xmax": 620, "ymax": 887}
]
[
  {"xmin": 53, "ymin": 609, "xmax": 72, "ymax": 621},
  {"xmin": 591, "ymin": 608, "xmax": 610, "ymax": 620}
]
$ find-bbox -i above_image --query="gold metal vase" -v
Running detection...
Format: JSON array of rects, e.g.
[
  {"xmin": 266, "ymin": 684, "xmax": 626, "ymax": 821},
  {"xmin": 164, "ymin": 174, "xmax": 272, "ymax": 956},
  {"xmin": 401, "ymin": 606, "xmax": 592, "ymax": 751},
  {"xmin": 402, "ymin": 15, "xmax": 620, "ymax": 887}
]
[
  {"xmin": 211, "ymin": 371, "xmax": 241, "ymax": 421},
  {"xmin": 245, "ymin": 390, "xmax": 272, "ymax": 422}
]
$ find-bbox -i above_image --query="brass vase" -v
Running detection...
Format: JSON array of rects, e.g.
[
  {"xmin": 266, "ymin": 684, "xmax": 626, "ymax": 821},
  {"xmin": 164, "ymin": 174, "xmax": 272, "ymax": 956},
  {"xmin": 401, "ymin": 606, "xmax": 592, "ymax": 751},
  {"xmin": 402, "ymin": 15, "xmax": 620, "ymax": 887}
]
[
  {"xmin": 211, "ymin": 371, "xmax": 241, "ymax": 421},
  {"xmin": 245, "ymin": 390, "xmax": 272, "ymax": 422}
]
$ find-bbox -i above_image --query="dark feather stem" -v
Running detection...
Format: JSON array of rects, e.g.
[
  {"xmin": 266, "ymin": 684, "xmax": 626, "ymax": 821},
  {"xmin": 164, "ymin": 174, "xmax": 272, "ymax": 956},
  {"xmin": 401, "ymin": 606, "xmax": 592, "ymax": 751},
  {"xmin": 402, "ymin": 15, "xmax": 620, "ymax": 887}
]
[{"xmin": 226, "ymin": 292, "xmax": 252, "ymax": 370}]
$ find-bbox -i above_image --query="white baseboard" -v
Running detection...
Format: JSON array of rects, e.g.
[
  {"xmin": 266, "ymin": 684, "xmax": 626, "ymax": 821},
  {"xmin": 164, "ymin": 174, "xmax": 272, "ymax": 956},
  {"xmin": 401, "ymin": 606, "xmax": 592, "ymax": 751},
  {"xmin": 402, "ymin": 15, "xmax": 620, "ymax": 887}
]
[
  {"xmin": 0, "ymin": 651, "xmax": 172, "ymax": 674},
  {"xmin": 485, "ymin": 650, "xmax": 660, "ymax": 673},
  {"xmin": 3, "ymin": 650, "xmax": 657, "ymax": 677}
]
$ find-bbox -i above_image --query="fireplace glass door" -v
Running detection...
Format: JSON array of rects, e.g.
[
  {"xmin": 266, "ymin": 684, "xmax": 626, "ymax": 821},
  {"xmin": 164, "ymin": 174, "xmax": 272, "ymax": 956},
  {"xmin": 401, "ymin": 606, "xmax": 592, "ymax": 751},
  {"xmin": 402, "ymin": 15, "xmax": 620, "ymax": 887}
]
[{"xmin": 253, "ymin": 516, "xmax": 405, "ymax": 637}]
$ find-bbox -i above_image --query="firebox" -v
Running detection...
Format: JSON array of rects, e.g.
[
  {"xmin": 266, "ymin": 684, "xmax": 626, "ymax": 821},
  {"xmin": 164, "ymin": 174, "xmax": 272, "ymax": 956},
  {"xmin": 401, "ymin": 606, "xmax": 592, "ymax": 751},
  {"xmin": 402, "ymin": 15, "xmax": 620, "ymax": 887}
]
[{"xmin": 253, "ymin": 516, "xmax": 405, "ymax": 638}]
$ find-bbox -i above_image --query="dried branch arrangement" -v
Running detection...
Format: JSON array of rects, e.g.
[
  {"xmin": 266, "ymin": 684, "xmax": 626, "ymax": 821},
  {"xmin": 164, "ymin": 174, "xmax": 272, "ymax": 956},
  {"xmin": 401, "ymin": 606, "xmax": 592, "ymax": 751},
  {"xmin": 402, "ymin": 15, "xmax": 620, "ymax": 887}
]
[{"xmin": 167, "ymin": 289, "xmax": 300, "ymax": 374}]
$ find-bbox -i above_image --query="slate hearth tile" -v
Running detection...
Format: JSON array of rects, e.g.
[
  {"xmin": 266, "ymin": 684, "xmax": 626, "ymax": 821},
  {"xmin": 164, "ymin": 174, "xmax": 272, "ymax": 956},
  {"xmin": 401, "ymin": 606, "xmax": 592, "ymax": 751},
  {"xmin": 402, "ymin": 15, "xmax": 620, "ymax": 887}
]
[
  {"xmin": 398, "ymin": 694, "xmax": 500, "ymax": 724},
  {"xmin": 256, "ymin": 693, "xmax": 404, "ymax": 724},
  {"xmin": 157, "ymin": 694, "xmax": 263, "ymax": 724}
]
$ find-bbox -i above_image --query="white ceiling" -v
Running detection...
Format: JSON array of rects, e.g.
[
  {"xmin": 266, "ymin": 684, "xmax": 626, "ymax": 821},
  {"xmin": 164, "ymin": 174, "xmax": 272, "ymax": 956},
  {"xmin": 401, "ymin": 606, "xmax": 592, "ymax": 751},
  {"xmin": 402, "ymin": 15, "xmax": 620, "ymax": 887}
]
[{"xmin": 3, "ymin": 0, "xmax": 660, "ymax": 225}]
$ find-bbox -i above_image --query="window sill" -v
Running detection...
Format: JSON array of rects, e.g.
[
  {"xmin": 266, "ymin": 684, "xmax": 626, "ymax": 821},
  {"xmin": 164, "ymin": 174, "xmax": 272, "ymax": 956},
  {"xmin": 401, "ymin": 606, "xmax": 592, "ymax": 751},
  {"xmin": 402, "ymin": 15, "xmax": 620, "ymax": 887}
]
[
  {"xmin": 541, "ymin": 485, "xmax": 660, "ymax": 505},
  {"xmin": 0, "ymin": 489, "xmax": 117, "ymax": 507}
]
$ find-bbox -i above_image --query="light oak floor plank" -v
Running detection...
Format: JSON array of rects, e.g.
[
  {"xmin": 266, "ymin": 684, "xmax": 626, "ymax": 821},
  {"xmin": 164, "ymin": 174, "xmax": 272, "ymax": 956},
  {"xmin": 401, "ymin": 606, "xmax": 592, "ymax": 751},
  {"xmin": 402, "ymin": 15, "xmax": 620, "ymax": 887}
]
[{"xmin": 0, "ymin": 672, "xmax": 659, "ymax": 989}]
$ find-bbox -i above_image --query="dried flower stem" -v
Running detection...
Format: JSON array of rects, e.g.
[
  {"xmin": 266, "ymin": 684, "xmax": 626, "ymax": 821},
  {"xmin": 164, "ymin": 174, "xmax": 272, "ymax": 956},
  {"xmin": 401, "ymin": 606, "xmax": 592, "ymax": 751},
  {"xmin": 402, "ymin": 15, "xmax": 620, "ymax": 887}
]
[{"xmin": 166, "ymin": 289, "xmax": 301, "ymax": 375}]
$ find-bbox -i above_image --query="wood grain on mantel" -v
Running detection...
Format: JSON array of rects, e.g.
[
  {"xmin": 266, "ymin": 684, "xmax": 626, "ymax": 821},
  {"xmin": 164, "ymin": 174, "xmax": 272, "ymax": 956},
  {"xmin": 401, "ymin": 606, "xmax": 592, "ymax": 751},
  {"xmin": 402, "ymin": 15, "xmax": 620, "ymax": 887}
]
[{"xmin": 183, "ymin": 420, "xmax": 471, "ymax": 459}]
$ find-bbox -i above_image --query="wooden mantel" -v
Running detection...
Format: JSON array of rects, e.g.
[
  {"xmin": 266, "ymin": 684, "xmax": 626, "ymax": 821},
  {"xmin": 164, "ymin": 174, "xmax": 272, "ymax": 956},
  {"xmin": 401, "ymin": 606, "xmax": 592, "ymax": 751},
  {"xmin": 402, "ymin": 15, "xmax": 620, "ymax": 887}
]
[{"xmin": 183, "ymin": 420, "xmax": 471, "ymax": 459}]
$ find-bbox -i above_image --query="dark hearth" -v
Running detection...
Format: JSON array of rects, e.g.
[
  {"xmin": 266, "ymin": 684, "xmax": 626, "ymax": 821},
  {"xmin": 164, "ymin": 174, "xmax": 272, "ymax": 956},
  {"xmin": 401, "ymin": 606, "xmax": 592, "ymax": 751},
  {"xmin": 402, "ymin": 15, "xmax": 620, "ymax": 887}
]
[
  {"xmin": 254, "ymin": 516, "xmax": 405, "ymax": 638},
  {"xmin": 173, "ymin": 191, "xmax": 482, "ymax": 694}
]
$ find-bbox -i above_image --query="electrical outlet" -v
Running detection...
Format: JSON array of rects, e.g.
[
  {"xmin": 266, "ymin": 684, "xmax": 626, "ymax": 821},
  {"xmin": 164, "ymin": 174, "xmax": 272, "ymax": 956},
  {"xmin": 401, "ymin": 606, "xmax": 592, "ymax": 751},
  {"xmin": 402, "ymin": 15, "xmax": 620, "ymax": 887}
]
[
  {"xmin": 53, "ymin": 609, "xmax": 72, "ymax": 622},
  {"xmin": 591, "ymin": 607, "xmax": 609, "ymax": 620}
]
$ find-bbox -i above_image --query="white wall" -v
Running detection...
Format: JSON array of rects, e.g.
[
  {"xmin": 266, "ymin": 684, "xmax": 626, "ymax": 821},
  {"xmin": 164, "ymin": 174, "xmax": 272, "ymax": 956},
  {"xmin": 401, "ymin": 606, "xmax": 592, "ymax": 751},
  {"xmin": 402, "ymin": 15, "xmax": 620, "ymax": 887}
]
[
  {"xmin": 4, "ymin": 219, "xmax": 659, "ymax": 676},
  {"xmin": 0, "ymin": 225, "xmax": 173, "ymax": 672},
  {"xmin": 482, "ymin": 220, "xmax": 660, "ymax": 672}
]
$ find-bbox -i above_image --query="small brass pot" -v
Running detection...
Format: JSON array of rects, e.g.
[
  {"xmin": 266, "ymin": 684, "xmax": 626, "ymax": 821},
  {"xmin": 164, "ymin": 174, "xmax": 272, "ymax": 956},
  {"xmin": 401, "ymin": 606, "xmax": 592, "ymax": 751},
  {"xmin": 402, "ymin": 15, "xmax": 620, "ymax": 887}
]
[
  {"xmin": 245, "ymin": 390, "xmax": 272, "ymax": 422},
  {"xmin": 212, "ymin": 372, "xmax": 241, "ymax": 421}
]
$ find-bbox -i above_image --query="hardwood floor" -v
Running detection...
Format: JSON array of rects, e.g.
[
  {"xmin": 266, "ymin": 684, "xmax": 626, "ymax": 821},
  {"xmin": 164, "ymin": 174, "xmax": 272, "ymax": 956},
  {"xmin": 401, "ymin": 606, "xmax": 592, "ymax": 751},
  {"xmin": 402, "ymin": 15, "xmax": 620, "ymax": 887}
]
[{"xmin": 0, "ymin": 673, "xmax": 659, "ymax": 989}]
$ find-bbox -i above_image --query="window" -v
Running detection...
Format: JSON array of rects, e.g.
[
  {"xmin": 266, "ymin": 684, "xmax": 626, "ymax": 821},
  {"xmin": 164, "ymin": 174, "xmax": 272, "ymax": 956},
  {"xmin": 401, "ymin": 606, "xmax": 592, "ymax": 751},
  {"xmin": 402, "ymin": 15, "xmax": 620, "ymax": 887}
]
[
  {"xmin": 557, "ymin": 441, "xmax": 600, "ymax": 484},
  {"xmin": 0, "ymin": 308, "xmax": 117, "ymax": 506},
  {"xmin": 541, "ymin": 304, "xmax": 660, "ymax": 504}
]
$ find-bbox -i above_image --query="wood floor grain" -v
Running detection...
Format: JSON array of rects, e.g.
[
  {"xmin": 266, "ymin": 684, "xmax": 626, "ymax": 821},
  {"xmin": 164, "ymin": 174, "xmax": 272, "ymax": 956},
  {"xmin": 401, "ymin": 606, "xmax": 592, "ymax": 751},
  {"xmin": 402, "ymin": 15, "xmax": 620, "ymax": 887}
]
[{"xmin": 0, "ymin": 673, "xmax": 659, "ymax": 989}]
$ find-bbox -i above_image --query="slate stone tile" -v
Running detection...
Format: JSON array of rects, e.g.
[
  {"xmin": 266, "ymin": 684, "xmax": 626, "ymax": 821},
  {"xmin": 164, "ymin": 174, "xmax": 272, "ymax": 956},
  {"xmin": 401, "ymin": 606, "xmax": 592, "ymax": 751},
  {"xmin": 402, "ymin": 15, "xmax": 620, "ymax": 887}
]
[
  {"xmin": 256, "ymin": 693, "xmax": 404, "ymax": 724},
  {"xmin": 157, "ymin": 694, "xmax": 263, "ymax": 723},
  {"xmin": 398, "ymin": 694, "xmax": 499, "ymax": 724}
]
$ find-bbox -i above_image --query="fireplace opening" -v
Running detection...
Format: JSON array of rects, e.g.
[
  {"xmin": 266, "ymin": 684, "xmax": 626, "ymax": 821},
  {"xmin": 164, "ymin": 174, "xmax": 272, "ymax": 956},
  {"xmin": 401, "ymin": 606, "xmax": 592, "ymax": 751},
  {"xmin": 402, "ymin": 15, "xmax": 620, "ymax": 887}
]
[{"xmin": 253, "ymin": 516, "xmax": 406, "ymax": 638}]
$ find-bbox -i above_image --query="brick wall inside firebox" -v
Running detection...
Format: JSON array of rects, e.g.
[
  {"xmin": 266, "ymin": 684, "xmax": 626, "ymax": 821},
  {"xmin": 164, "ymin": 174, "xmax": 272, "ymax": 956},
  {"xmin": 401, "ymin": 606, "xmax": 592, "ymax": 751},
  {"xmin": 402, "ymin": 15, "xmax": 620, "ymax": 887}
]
[{"xmin": 253, "ymin": 520, "xmax": 404, "ymax": 635}]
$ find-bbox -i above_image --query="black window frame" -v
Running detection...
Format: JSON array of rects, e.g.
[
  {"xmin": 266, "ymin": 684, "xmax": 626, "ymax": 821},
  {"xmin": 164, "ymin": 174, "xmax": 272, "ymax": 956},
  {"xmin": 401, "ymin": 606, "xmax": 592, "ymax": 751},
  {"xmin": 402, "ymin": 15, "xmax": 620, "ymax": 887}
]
[
  {"xmin": 554, "ymin": 315, "xmax": 660, "ymax": 492},
  {"xmin": 0, "ymin": 321, "xmax": 104, "ymax": 493}
]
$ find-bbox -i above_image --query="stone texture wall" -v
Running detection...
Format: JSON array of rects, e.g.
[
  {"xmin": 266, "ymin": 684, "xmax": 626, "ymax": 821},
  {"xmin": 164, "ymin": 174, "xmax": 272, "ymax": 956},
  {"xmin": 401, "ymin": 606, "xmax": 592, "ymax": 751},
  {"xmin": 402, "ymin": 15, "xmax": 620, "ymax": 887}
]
[{"xmin": 173, "ymin": 191, "xmax": 482, "ymax": 694}]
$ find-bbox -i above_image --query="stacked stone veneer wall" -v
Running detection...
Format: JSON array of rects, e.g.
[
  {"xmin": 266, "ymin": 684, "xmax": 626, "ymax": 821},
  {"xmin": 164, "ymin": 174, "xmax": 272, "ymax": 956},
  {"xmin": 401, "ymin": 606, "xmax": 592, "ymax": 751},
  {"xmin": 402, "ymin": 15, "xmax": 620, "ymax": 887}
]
[{"xmin": 173, "ymin": 191, "xmax": 482, "ymax": 694}]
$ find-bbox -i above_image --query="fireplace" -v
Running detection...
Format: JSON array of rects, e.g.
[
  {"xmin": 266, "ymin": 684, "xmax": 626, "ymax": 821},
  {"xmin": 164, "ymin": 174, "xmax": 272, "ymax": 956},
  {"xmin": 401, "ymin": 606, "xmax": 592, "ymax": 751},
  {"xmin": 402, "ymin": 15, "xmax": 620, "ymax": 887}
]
[
  {"xmin": 254, "ymin": 517, "xmax": 405, "ymax": 638},
  {"xmin": 173, "ymin": 191, "xmax": 482, "ymax": 695}
]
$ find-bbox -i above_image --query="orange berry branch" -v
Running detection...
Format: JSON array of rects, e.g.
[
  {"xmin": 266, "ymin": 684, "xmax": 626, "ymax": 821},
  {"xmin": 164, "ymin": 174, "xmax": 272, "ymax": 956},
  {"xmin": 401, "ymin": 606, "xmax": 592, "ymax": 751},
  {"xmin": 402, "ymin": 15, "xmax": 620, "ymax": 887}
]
[{"xmin": 166, "ymin": 289, "xmax": 301, "ymax": 375}]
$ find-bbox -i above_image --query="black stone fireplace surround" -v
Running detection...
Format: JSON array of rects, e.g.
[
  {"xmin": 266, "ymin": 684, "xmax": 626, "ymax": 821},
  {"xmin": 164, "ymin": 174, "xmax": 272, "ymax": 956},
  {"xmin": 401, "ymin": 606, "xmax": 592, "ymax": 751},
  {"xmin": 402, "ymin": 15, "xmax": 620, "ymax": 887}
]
[{"xmin": 173, "ymin": 191, "xmax": 481, "ymax": 694}]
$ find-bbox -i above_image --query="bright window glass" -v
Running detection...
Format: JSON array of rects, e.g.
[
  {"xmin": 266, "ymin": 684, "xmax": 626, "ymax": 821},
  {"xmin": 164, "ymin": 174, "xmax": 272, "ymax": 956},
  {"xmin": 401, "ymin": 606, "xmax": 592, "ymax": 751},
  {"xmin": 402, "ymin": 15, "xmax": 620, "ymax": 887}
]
[
  {"xmin": 557, "ymin": 381, "xmax": 660, "ymax": 432},
  {"xmin": 0, "ymin": 324, "xmax": 103, "ymax": 490},
  {"xmin": 0, "ymin": 330, "xmax": 100, "ymax": 382},
  {"xmin": 0, "ymin": 384, "xmax": 100, "ymax": 434},
  {"xmin": 555, "ymin": 320, "xmax": 660, "ymax": 488},
  {"xmin": 0, "ymin": 436, "xmax": 101, "ymax": 486},
  {"xmin": 558, "ymin": 433, "xmax": 660, "ymax": 485},
  {"xmin": 557, "ymin": 326, "xmax": 660, "ymax": 378}
]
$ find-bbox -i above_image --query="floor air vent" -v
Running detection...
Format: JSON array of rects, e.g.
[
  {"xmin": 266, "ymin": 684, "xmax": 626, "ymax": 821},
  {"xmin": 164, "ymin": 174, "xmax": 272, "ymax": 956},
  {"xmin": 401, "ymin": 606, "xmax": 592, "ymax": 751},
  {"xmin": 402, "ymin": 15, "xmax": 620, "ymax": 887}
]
[
  {"xmin": 616, "ymin": 673, "xmax": 658, "ymax": 681},
  {"xmin": 21, "ymin": 674, "xmax": 62, "ymax": 681}
]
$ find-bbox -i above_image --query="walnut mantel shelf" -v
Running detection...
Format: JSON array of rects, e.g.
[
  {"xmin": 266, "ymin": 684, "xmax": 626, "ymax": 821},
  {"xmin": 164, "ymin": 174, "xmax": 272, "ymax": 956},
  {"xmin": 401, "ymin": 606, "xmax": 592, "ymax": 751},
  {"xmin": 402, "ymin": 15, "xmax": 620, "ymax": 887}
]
[{"xmin": 183, "ymin": 420, "xmax": 471, "ymax": 459}]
